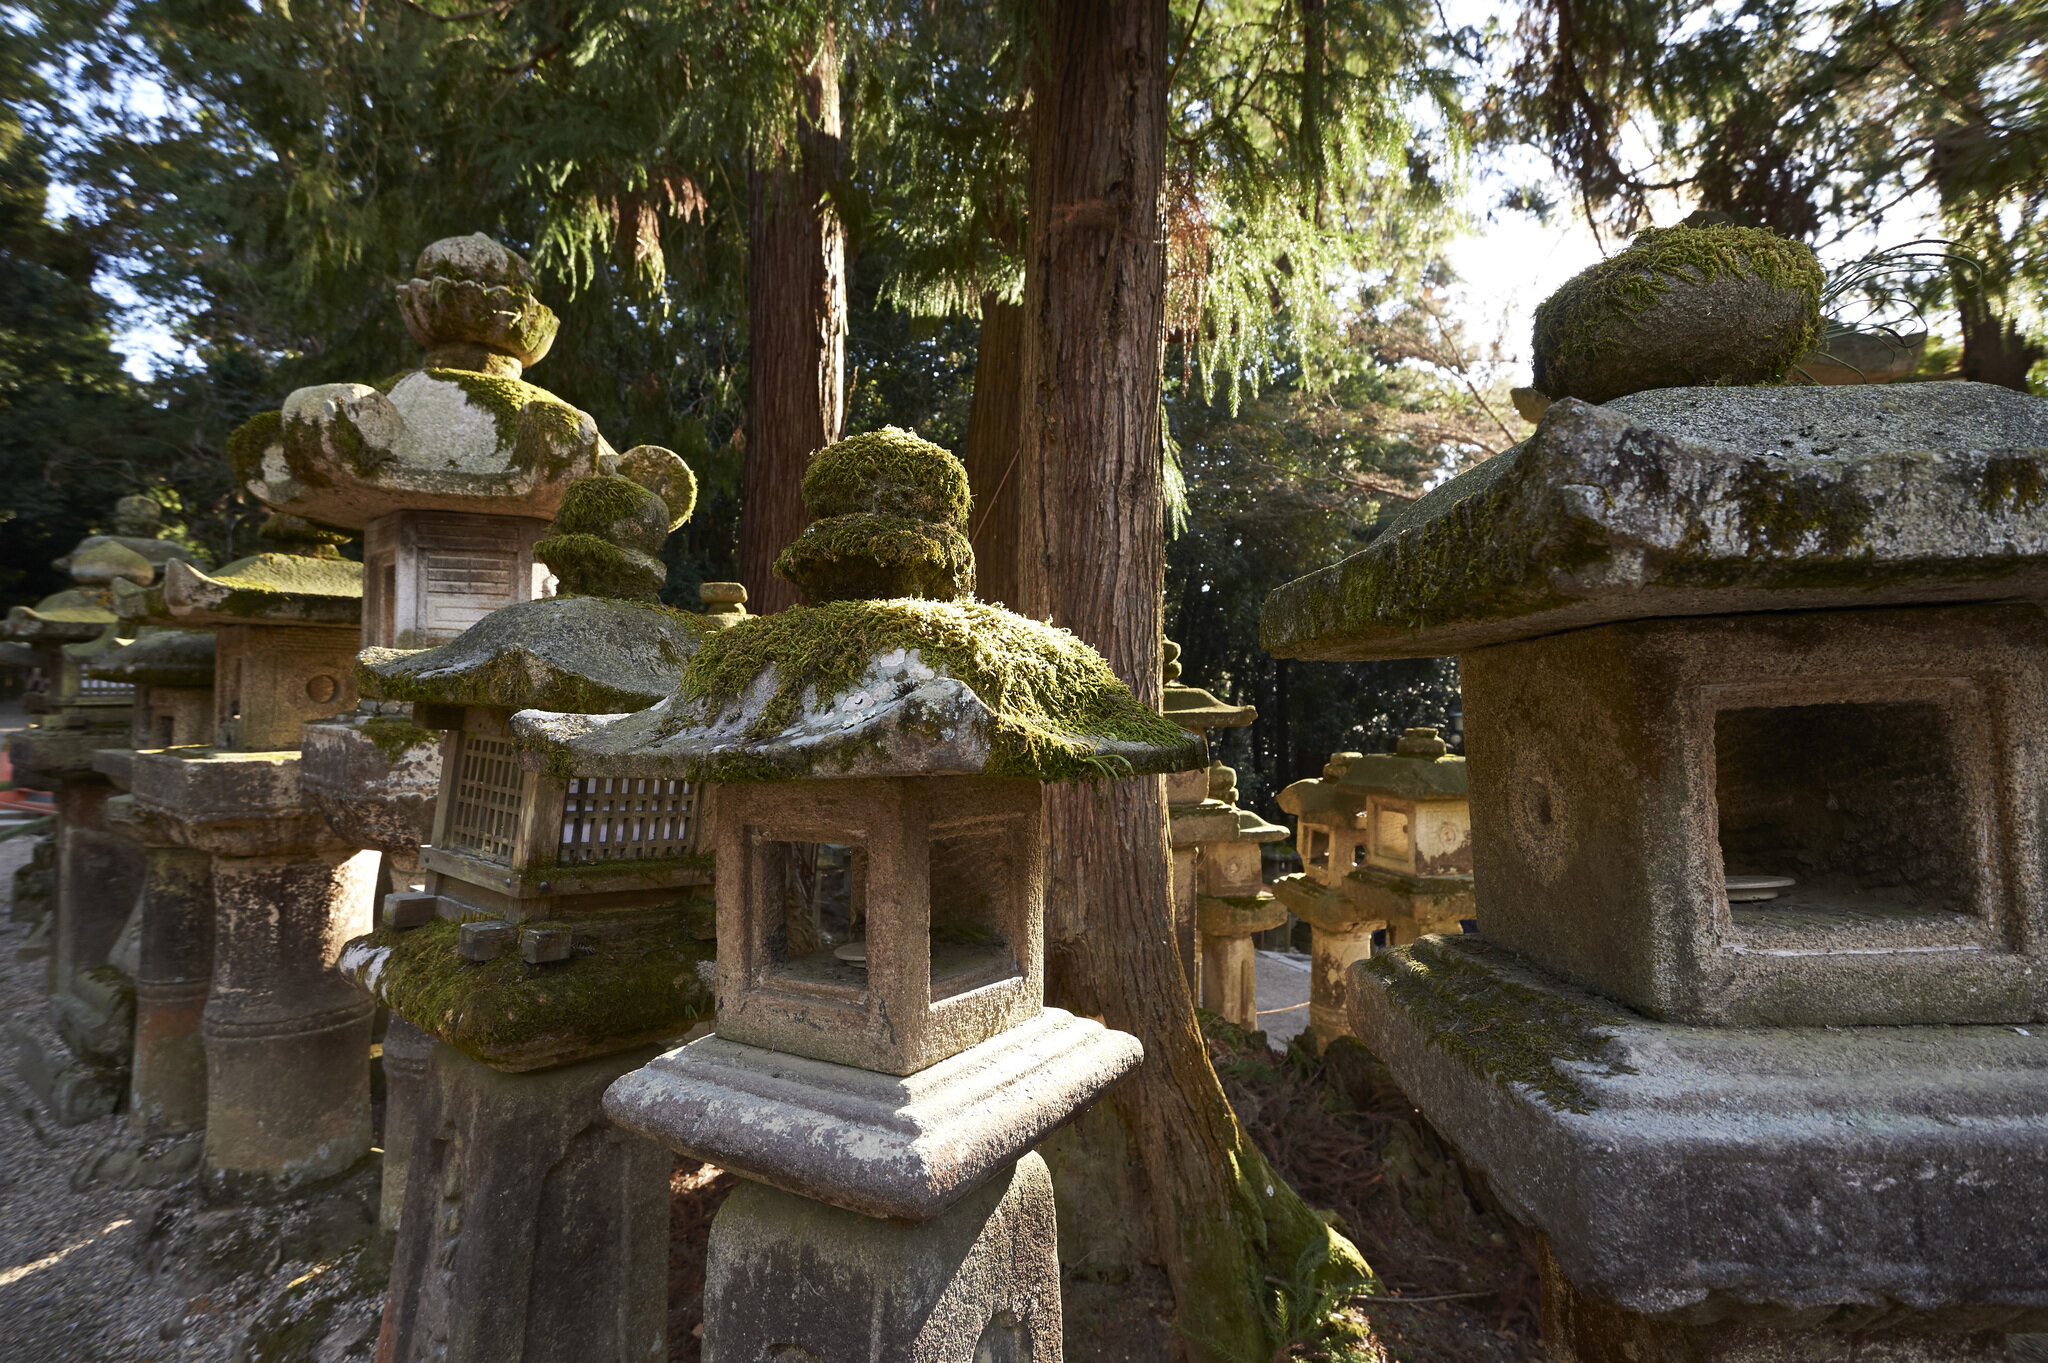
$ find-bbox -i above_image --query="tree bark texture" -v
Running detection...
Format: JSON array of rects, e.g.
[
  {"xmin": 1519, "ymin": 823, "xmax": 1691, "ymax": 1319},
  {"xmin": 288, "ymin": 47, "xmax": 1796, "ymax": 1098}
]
[
  {"xmin": 963, "ymin": 291, "xmax": 1025, "ymax": 609},
  {"xmin": 1959, "ymin": 290, "xmax": 2045, "ymax": 393},
  {"xmin": 738, "ymin": 41, "xmax": 846, "ymax": 615},
  {"xmin": 1017, "ymin": 4, "xmax": 1363, "ymax": 1360}
]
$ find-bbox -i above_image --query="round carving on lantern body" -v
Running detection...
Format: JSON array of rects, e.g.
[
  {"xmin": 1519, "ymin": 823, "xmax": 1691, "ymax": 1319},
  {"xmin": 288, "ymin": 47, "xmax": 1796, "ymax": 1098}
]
[
  {"xmin": 306, "ymin": 675, "xmax": 339, "ymax": 703},
  {"xmin": 1506, "ymin": 748, "xmax": 1574, "ymax": 885}
]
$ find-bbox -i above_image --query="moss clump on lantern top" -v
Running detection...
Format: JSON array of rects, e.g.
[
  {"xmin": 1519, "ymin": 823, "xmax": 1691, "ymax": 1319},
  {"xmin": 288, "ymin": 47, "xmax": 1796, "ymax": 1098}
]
[
  {"xmin": 1532, "ymin": 222, "xmax": 1824, "ymax": 404},
  {"xmin": 777, "ymin": 427, "xmax": 975, "ymax": 603},
  {"xmin": 800, "ymin": 426, "xmax": 971, "ymax": 526},
  {"xmin": 536, "ymin": 475, "xmax": 671, "ymax": 601}
]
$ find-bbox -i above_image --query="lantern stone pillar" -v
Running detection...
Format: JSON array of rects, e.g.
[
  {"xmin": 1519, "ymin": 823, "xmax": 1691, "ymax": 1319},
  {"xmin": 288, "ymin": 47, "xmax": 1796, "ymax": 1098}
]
[
  {"xmin": 1261, "ymin": 384, "xmax": 2048, "ymax": 1359},
  {"xmin": 1275, "ymin": 730, "xmax": 1475, "ymax": 1050},
  {"xmin": 103, "ymin": 794, "xmax": 214, "ymax": 1136},
  {"xmin": 1190, "ymin": 763, "xmax": 1289, "ymax": 1029},
  {"xmin": 522, "ymin": 430, "xmax": 1192, "ymax": 1361},
  {"xmin": 131, "ymin": 532, "xmax": 377, "ymax": 1196},
  {"xmin": 3, "ymin": 498, "xmax": 202, "ymax": 1123},
  {"xmin": 335, "ymin": 461, "xmax": 713, "ymax": 1363}
]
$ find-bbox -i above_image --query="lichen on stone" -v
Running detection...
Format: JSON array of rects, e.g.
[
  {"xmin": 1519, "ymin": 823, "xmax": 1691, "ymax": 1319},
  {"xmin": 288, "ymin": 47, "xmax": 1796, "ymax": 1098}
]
[
  {"xmin": 674, "ymin": 597, "xmax": 1199, "ymax": 781},
  {"xmin": 1532, "ymin": 223, "xmax": 1824, "ymax": 403},
  {"xmin": 535, "ymin": 531, "xmax": 666, "ymax": 602},
  {"xmin": 549, "ymin": 475, "xmax": 669, "ymax": 552},
  {"xmin": 618, "ymin": 445, "xmax": 698, "ymax": 529},
  {"xmin": 1359, "ymin": 937, "xmax": 1631, "ymax": 1112}
]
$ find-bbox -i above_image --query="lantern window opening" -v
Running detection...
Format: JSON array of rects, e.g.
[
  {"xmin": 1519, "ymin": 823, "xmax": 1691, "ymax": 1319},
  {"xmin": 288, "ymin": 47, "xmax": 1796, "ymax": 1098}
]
[
  {"xmin": 1305, "ymin": 829, "xmax": 1330, "ymax": 869},
  {"xmin": 1712, "ymin": 697, "xmax": 1984, "ymax": 939},
  {"xmin": 929, "ymin": 826, "xmax": 1019, "ymax": 1002},
  {"xmin": 445, "ymin": 732, "xmax": 522, "ymax": 863},
  {"xmin": 758, "ymin": 839, "xmax": 869, "ymax": 995}
]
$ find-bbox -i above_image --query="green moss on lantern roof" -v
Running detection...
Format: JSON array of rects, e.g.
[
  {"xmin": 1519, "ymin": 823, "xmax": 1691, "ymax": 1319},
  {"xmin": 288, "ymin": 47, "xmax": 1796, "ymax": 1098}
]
[
  {"xmin": 774, "ymin": 512, "xmax": 975, "ymax": 604},
  {"xmin": 1532, "ymin": 223, "xmax": 1823, "ymax": 403},
  {"xmin": 675, "ymin": 597, "xmax": 1201, "ymax": 782},
  {"xmin": 226, "ymin": 410, "xmax": 283, "ymax": 488},
  {"xmin": 800, "ymin": 426, "xmax": 972, "ymax": 528}
]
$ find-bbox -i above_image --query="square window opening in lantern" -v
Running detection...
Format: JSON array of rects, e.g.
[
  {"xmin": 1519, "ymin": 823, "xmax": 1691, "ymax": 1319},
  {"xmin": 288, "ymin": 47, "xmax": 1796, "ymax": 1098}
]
[
  {"xmin": 758, "ymin": 840, "xmax": 869, "ymax": 994},
  {"xmin": 929, "ymin": 827, "xmax": 1020, "ymax": 1002},
  {"xmin": 1714, "ymin": 699, "xmax": 1983, "ymax": 937}
]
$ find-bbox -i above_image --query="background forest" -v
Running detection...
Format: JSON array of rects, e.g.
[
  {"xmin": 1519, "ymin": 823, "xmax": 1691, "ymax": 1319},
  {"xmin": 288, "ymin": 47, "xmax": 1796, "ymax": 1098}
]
[{"xmin": 4, "ymin": 0, "xmax": 2045, "ymax": 814}]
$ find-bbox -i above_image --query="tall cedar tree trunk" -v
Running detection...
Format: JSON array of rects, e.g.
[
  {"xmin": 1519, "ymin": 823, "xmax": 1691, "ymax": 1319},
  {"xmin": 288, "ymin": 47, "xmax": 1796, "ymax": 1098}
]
[
  {"xmin": 1016, "ymin": 4, "xmax": 1364, "ymax": 1360},
  {"xmin": 738, "ymin": 41, "xmax": 845, "ymax": 614},
  {"xmin": 1959, "ymin": 290, "xmax": 2045, "ymax": 392},
  {"xmin": 963, "ymin": 291, "xmax": 1024, "ymax": 608}
]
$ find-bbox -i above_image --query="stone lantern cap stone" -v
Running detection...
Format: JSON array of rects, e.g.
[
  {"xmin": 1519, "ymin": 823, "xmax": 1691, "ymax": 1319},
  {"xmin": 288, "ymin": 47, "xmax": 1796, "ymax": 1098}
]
[
  {"xmin": 1162, "ymin": 682, "xmax": 1257, "ymax": 733},
  {"xmin": 80, "ymin": 628, "xmax": 215, "ymax": 689},
  {"xmin": 162, "ymin": 554, "xmax": 364, "ymax": 629},
  {"xmin": 1280, "ymin": 741, "xmax": 1468, "ymax": 818},
  {"xmin": 395, "ymin": 233, "xmax": 558, "ymax": 369},
  {"xmin": 510, "ymin": 598, "xmax": 1205, "ymax": 785},
  {"xmin": 8, "ymin": 589, "xmax": 115, "ymax": 641},
  {"xmin": 1261, "ymin": 383, "xmax": 2048, "ymax": 661},
  {"xmin": 358, "ymin": 594, "xmax": 717, "ymax": 715}
]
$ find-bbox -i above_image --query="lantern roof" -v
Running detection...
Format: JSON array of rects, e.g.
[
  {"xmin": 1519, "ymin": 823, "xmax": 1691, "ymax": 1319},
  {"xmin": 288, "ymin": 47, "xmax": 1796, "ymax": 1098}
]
[
  {"xmin": 79, "ymin": 627, "xmax": 215, "ymax": 689},
  {"xmin": 513, "ymin": 597, "xmax": 1204, "ymax": 785},
  {"xmin": 162, "ymin": 552, "xmax": 363, "ymax": 628},
  {"xmin": 1261, "ymin": 383, "xmax": 2048, "ymax": 661}
]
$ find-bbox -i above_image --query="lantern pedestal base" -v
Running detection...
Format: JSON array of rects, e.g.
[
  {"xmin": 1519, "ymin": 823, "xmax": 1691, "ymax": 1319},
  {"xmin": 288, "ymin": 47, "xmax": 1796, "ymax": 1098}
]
[
  {"xmin": 376, "ymin": 1040, "xmax": 670, "ymax": 1363},
  {"xmin": 1352, "ymin": 936, "xmax": 2048, "ymax": 1357},
  {"xmin": 704, "ymin": 1150, "xmax": 1060, "ymax": 1363},
  {"xmin": 603, "ymin": 1008, "xmax": 1143, "ymax": 1223}
]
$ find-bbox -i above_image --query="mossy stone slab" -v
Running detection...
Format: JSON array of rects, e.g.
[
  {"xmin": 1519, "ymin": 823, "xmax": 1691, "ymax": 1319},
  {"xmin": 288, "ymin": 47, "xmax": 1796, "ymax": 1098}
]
[
  {"xmin": 1262, "ymin": 383, "xmax": 2048, "ymax": 660},
  {"xmin": 357, "ymin": 594, "xmax": 715, "ymax": 713},
  {"xmin": 81, "ymin": 628, "xmax": 215, "ymax": 689},
  {"xmin": 162, "ymin": 554, "xmax": 363, "ymax": 628},
  {"xmin": 512, "ymin": 598, "xmax": 1204, "ymax": 785},
  {"xmin": 9, "ymin": 588, "xmax": 115, "ymax": 641}
]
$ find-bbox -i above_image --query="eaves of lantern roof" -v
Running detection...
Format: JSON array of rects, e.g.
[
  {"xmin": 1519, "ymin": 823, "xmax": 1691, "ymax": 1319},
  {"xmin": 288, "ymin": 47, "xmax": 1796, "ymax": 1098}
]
[
  {"xmin": 1261, "ymin": 383, "xmax": 2048, "ymax": 662},
  {"xmin": 8, "ymin": 589, "xmax": 115, "ymax": 642},
  {"xmin": 162, "ymin": 554, "xmax": 363, "ymax": 629},
  {"xmin": 1162, "ymin": 681, "xmax": 1257, "ymax": 733},
  {"xmin": 510, "ymin": 598, "xmax": 1206, "ymax": 785},
  {"xmin": 82, "ymin": 628, "xmax": 215, "ymax": 689},
  {"xmin": 357, "ymin": 594, "xmax": 718, "ymax": 716}
]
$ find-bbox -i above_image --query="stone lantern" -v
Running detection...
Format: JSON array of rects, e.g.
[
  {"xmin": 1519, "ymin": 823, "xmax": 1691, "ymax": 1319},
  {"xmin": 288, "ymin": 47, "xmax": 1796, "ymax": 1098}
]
[
  {"xmin": 1159, "ymin": 644, "xmax": 1287, "ymax": 1028},
  {"xmin": 335, "ymin": 463, "xmax": 717, "ymax": 1363},
  {"xmin": 129, "ymin": 519, "xmax": 375, "ymax": 1196},
  {"xmin": 232, "ymin": 233, "xmax": 657, "ymax": 890},
  {"xmin": 1274, "ymin": 730, "xmax": 1475, "ymax": 1050},
  {"xmin": 3, "ymin": 498, "xmax": 201, "ymax": 1122},
  {"xmin": 1261, "ymin": 385, "xmax": 2048, "ymax": 1360},
  {"xmin": 517, "ymin": 428, "xmax": 1195, "ymax": 1360}
]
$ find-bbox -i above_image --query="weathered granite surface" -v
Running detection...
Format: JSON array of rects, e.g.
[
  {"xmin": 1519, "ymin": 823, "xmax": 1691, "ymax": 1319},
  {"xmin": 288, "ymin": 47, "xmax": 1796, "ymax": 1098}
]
[
  {"xmin": 603, "ymin": 1009, "xmax": 1143, "ymax": 1222},
  {"xmin": 1262, "ymin": 384, "xmax": 2048, "ymax": 660},
  {"xmin": 703, "ymin": 1151, "xmax": 1060, "ymax": 1363},
  {"xmin": 1349, "ymin": 936, "xmax": 2048, "ymax": 1331},
  {"xmin": 357, "ymin": 594, "xmax": 712, "ymax": 715},
  {"xmin": 513, "ymin": 639, "xmax": 1204, "ymax": 784},
  {"xmin": 163, "ymin": 555, "xmax": 363, "ymax": 628}
]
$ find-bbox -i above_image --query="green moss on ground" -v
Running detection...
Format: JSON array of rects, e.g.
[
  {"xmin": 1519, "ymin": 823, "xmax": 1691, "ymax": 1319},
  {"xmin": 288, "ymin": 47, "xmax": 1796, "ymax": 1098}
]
[
  {"xmin": 226, "ymin": 410, "xmax": 283, "ymax": 488},
  {"xmin": 350, "ymin": 910, "xmax": 714, "ymax": 1069},
  {"xmin": 1532, "ymin": 223, "xmax": 1823, "ymax": 400},
  {"xmin": 774, "ymin": 512, "xmax": 975, "ymax": 603},
  {"xmin": 674, "ymin": 597, "xmax": 1201, "ymax": 783},
  {"xmin": 801, "ymin": 426, "xmax": 972, "ymax": 527},
  {"xmin": 1359, "ymin": 939, "xmax": 1630, "ymax": 1113}
]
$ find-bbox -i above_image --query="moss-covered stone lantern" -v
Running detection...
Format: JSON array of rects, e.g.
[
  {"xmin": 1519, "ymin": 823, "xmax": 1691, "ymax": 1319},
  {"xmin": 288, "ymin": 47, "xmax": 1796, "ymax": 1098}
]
[
  {"xmin": 333, "ymin": 459, "xmax": 717, "ymax": 1363},
  {"xmin": 1274, "ymin": 730, "xmax": 1475, "ymax": 1050},
  {"xmin": 516, "ymin": 428, "xmax": 1196, "ymax": 1361},
  {"xmin": 231, "ymin": 234, "xmax": 683, "ymax": 895},
  {"xmin": 128, "ymin": 517, "xmax": 375, "ymax": 1196},
  {"xmin": 1261, "ymin": 384, "xmax": 2048, "ymax": 1361},
  {"xmin": 2, "ymin": 497, "xmax": 202, "ymax": 1124}
]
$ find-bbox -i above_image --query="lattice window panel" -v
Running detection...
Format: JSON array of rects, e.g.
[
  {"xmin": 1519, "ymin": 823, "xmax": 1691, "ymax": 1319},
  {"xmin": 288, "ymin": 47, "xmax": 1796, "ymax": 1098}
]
[
  {"xmin": 559, "ymin": 776, "xmax": 697, "ymax": 864},
  {"xmin": 444, "ymin": 734, "xmax": 523, "ymax": 863},
  {"xmin": 79, "ymin": 676, "xmax": 132, "ymax": 698}
]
